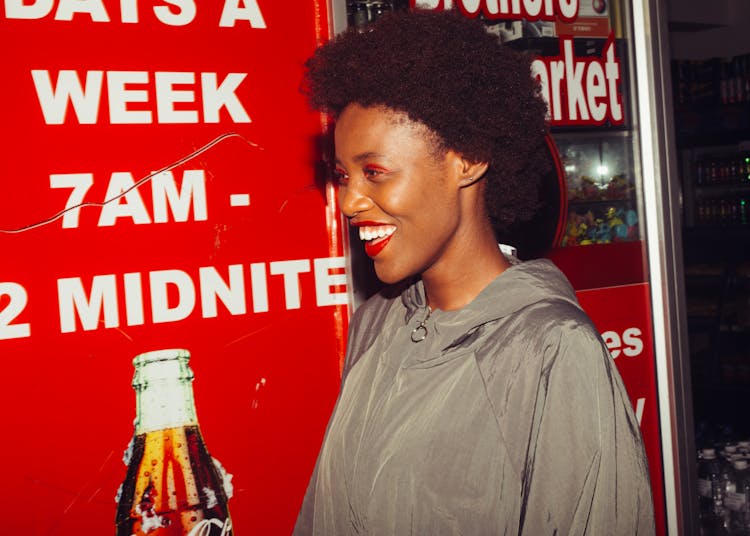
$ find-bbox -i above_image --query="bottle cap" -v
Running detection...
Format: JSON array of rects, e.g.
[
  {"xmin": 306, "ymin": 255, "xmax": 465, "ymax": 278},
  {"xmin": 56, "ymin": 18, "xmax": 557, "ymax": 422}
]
[
  {"xmin": 703, "ymin": 448, "xmax": 717, "ymax": 459},
  {"xmin": 734, "ymin": 460, "xmax": 749, "ymax": 470}
]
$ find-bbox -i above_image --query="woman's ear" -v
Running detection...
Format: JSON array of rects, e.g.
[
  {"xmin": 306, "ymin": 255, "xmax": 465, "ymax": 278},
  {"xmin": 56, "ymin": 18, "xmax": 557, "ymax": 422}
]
[
  {"xmin": 445, "ymin": 150, "xmax": 489, "ymax": 188},
  {"xmin": 458, "ymin": 160, "xmax": 489, "ymax": 188}
]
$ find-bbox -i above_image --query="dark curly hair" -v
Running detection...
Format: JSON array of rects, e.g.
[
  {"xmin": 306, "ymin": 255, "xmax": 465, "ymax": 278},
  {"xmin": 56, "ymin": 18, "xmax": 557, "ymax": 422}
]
[{"xmin": 302, "ymin": 8, "xmax": 550, "ymax": 234}]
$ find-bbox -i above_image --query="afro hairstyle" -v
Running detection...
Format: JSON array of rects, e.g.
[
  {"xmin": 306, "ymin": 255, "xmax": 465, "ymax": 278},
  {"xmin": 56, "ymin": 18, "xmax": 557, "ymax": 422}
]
[{"xmin": 302, "ymin": 8, "xmax": 550, "ymax": 233}]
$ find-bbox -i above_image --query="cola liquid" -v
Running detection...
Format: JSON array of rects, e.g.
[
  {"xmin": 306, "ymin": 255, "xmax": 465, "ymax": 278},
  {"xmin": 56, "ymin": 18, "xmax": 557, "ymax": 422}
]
[{"xmin": 116, "ymin": 426, "xmax": 232, "ymax": 535}]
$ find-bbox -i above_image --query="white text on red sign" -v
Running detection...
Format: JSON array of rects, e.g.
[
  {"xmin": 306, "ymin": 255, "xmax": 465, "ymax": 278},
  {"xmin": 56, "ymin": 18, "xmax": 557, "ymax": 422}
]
[
  {"xmin": 602, "ymin": 327, "xmax": 643, "ymax": 358},
  {"xmin": 0, "ymin": 258, "xmax": 348, "ymax": 339},
  {"xmin": 32, "ymin": 70, "xmax": 251, "ymax": 125},
  {"xmin": 50, "ymin": 170, "xmax": 208, "ymax": 228},
  {"xmin": 412, "ymin": 0, "xmax": 579, "ymax": 21},
  {"xmin": 532, "ymin": 37, "xmax": 623, "ymax": 126},
  {"xmin": 3, "ymin": 0, "xmax": 267, "ymax": 27}
]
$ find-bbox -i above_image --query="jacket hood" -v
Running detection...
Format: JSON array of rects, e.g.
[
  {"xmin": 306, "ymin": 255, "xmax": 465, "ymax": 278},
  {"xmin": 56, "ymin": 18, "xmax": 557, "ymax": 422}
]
[{"xmin": 400, "ymin": 259, "xmax": 581, "ymax": 351}]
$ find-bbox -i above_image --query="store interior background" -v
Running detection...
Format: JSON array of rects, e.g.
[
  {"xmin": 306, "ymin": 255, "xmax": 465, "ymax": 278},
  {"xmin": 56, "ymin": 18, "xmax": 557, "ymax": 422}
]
[
  {"xmin": 666, "ymin": 0, "xmax": 750, "ymax": 448},
  {"xmin": 348, "ymin": 0, "xmax": 749, "ymax": 454}
]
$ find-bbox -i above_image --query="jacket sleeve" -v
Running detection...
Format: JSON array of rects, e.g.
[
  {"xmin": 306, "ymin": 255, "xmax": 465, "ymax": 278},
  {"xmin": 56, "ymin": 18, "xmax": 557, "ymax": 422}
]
[
  {"xmin": 293, "ymin": 291, "xmax": 395, "ymax": 535},
  {"xmin": 485, "ymin": 308, "xmax": 655, "ymax": 535}
]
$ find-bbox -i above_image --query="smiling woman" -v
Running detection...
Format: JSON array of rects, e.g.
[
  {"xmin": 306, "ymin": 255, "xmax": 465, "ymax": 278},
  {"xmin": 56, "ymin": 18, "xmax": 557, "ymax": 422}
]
[
  {"xmin": 333, "ymin": 104, "xmax": 495, "ymax": 297},
  {"xmin": 294, "ymin": 8, "xmax": 655, "ymax": 536}
]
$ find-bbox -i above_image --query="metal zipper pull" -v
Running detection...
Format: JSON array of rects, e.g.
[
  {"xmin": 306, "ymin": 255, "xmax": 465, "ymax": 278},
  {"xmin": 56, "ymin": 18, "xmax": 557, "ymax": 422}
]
[{"xmin": 410, "ymin": 307, "xmax": 431, "ymax": 343}]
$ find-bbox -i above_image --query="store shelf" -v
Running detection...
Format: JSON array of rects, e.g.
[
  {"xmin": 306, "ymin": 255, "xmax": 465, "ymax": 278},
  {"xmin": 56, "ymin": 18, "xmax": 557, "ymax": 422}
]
[
  {"xmin": 683, "ymin": 253, "xmax": 750, "ymax": 400},
  {"xmin": 674, "ymin": 102, "xmax": 750, "ymax": 148},
  {"xmin": 671, "ymin": 54, "xmax": 750, "ymax": 149}
]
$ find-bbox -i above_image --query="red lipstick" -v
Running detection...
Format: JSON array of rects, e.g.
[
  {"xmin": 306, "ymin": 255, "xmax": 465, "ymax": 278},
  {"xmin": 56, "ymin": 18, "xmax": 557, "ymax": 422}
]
[
  {"xmin": 364, "ymin": 234, "xmax": 393, "ymax": 257},
  {"xmin": 351, "ymin": 221, "xmax": 395, "ymax": 258}
]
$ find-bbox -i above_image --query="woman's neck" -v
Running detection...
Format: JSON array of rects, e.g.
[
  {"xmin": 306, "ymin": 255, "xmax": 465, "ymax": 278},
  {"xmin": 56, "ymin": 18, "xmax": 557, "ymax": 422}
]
[{"xmin": 421, "ymin": 228, "xmax": 510, "ymax": 312}]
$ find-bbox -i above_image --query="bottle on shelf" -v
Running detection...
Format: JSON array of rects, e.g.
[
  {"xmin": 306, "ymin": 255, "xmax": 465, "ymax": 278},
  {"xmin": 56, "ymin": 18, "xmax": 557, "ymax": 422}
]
[
  {"xmin": 370, "ymin": 1, "xmax": 393, "ymax": 23},
  {"xmin": 347, "ymin": 1, "xmax": 395, "ymax": 31},
  {"xmin": 698, "ymin": 447, "xmax": 728, "ymax": 535},
  {"xmin": 725, "ymin": 459, "xmax": 750, "ymax": 535},
  {"xmin": 348, "ymin": 1, "xmax": 370, "ymax": 32}
]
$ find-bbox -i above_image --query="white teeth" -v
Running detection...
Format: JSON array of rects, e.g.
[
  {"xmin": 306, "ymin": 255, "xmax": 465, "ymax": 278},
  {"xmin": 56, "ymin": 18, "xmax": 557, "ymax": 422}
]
[{"xmin": 358, "ymin": 225, "xmax": 396, "ymax": 241}]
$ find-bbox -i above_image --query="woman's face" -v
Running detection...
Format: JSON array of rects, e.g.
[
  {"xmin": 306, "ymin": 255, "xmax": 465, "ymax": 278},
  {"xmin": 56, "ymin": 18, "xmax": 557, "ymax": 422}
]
[{"xmin": 334, "ymin": 104, "xmax": 469, "ymax": 284}]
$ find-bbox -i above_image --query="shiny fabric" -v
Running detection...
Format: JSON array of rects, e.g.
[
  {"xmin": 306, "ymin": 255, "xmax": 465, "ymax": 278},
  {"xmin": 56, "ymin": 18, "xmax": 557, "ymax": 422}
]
[{"xmin": 294, "ymin": 259, "xmax": 655, "ymax": 535}]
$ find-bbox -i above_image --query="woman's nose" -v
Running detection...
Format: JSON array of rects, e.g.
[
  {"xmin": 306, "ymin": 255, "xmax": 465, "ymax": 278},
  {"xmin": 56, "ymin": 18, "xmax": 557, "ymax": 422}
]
[{"xmin": 339, "ymin": 182, "xmax": 373, "ymax": 218}]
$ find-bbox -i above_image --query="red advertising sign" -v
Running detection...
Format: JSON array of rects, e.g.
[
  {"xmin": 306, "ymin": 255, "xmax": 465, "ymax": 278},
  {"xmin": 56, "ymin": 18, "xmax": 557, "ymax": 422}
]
[
  {"xmin": 577, "ymin": 282, "xmax": 666, "ymax": 536},
  {"xmin": 1, "ymin": 2, "xmax": 345, "ymax": 534}
]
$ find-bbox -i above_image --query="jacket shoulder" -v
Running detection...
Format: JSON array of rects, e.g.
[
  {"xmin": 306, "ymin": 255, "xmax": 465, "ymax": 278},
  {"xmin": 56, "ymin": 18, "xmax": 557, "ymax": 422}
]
[{"xmin": 342, "ymin": 284, "xmax": 403, "ymax": 376}]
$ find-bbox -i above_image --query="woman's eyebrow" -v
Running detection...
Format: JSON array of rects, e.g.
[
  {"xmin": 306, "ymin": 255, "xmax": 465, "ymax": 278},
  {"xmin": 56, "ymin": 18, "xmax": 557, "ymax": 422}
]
[
  {"xmin": 352, "ymin": 151, "xmax": 385, "ymax": 162},
  {"xmin": 334, "ymin": 152, "xmax": 385, "ymax": 165}
]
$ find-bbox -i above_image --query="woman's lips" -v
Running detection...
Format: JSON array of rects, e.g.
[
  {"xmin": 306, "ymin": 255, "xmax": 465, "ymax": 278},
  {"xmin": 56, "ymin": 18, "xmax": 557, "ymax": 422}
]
[
  {"xmin": 364, "ymin": 233, "xmax": 393, "ymax": 257},
  {"xmin": 353, "ymin": 222, "xmax": 397, "ymax": 258}
]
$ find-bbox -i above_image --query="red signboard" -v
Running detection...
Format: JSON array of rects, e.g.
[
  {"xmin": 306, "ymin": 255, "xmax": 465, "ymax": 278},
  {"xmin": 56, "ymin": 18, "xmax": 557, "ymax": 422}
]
[
  {"xmin": 0, "ymin": 2, "xmax": 345, "ymax": 534},
  {"xmin": 577, "ymin": 282, "xmax": 666, "ymax": 536},
  {"xmin": 548, "ymin": 241, "xmax": 665, "ymax": 535}
]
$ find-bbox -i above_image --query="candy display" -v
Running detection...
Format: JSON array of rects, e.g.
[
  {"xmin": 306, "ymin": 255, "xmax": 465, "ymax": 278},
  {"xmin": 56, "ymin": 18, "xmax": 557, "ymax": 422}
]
[
  {"xmin": 562, "ymin": 205, "xmax": 639, "ymax": 246},
  {"xmin": 567, "ymin": 173, "xmax": 634, "ymax": 202},
  {"xmin": 556, "ymin": 135, "xmax": 639, "ymax": 247}
]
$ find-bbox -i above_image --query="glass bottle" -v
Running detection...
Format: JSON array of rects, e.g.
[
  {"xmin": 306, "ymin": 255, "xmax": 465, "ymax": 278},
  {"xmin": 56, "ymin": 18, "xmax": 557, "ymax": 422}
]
[
  {"xmin": 699, "ymin": 448, "xmax": 728, "ymax": 535},
  {"xmin": 726, "ymin": 460, "xmax": 750, "ymax": 535},
  {"xmin": 370, "ymin": 1, "xmax": 392, "ymax": 23},
  {"xmin": 351, "ymin": 1, "xmax": 370, "ymax": 32},
  {"xmin": 115, "ymin": 349, "xmax": 234, "ymax": 535}
]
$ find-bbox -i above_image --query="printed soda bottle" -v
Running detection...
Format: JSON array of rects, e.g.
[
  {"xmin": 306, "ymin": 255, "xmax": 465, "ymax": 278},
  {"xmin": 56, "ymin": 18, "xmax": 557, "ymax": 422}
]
[{"xmin": 115, "ymin": 349, "xmax": 234, "ymax": 535}]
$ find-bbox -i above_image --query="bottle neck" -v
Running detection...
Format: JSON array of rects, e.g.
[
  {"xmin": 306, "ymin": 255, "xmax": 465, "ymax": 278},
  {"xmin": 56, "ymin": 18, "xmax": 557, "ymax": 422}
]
[
  {"xmin": 135, "ymin": 378, "xmax": 198, "ymax": 434},
  {"xmin": 132, "ymin": 349, "xmax": 198, "ymax": 434}
]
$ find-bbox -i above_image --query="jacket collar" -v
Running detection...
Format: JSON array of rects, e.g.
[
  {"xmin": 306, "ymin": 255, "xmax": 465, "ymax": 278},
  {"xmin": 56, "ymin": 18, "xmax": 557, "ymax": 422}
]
[{"xmin": 400, "ymin": 259, "xmax": 580, "ymax": 351}]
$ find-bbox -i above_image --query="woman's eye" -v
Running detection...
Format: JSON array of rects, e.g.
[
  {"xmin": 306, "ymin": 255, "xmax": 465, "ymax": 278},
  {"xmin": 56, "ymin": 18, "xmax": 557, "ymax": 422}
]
[
  {"xmin": 363, "ymin": 166, "xmax": 386, "ymax": 179},
  {"xmin": 332, "ymin": 168, "xmax": 349, "ymax": 185}
]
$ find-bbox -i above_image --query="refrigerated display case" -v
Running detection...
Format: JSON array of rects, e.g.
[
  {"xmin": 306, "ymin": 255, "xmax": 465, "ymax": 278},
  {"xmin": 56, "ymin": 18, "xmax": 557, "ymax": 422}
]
[{"xmin": 672, "ymin": 51, "xmax": 750, "ymax": 481}]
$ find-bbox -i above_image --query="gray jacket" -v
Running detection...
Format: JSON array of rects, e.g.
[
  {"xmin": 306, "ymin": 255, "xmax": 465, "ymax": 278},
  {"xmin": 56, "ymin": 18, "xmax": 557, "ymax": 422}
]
[{"xmin": 294, "ymin": 259, "xmax": 655, "ymax": 535}]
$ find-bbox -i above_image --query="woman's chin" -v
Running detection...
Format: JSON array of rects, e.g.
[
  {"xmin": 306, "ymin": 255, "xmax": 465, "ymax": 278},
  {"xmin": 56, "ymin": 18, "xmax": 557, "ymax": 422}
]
[{"xmin": 372, "ymin": 263, "xmax": 408, "ymax": 286}]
